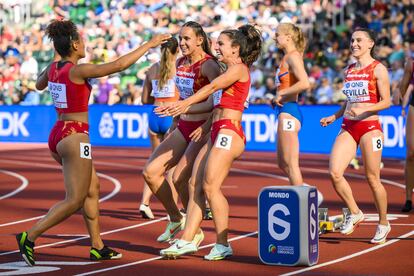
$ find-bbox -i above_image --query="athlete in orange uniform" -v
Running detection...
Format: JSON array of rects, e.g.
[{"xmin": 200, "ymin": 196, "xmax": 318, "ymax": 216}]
[
  {"xmin": 143, "ymin": 21, "xmax": 221, "ymax": 243},
  {"xmin": 320, "ymin": 28, "xmax": 391, "ymax": 244},
  {"xmin": 272, "ymin": 23, "xmax": 324, "ymax": 205},
  {"xmin": 139, "ymin": 37, "xmax": 180, "ymax": 219},
  {"xmin": 158, "ymin": 24, "xmax": 262, "ymax": 260},
  {"xmin": 400, "ymin": 58, "xmax": 414, "ymax": 212},
  {"xmin": 16, "ymin": 19, "xmax": 170, "ymax": 266}
]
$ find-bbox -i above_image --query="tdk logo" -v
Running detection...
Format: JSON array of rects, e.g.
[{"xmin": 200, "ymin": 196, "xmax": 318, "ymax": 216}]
[
  {"xmin": 0, "ymin": 112, "xmax": 29, "ymax": 137},
  {"xmin": 99, "ymin": 112, "xmax": 148, "ymax": 139},
  {"xmin": 269, "ymin": 192, "xmax": 290, "ymax": 199}
]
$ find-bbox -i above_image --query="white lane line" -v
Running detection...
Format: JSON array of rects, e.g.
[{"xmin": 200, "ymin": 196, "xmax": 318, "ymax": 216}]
[
  {"xmin": 75, "ymin": 231, "xmax": 258, "ymax": 276},
  {"xmin": 280, "ymin": 230, "xmax": 414, "ymax": 276},
  {"xmin": 0, "ymin": 217, "xmax": 168, "ymax": 257},
  {"xmin": 0, "ymin": 160, "xmax": 123, "ymax": 228},
  {"xmin": 0, "ymin": 170, "xmax": 28, "ymax": 200}
]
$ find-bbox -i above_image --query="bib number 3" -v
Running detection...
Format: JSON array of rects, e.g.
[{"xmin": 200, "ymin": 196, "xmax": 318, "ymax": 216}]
[
  {"xmin": 372, "ymin": 136, "xmax": 383, "ymax": 152},
  {"xmin": 215, "ymin": 134, "xmax": 232, "ymax": 150},
  {"xmin": 80, "ymin": 143, "xmax": 92, "ymax": 159}
]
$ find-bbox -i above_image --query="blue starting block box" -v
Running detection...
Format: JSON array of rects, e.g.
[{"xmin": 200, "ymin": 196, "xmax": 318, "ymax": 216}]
[{"xmin": 258, "ymin": 186, "xmax": 319, "ymax": 266}]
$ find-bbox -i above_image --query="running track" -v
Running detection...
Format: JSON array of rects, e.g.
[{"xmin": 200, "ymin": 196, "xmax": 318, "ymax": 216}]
[{"xmin": 0, "ymin": 143, "xmax": 413, "ymax": 275}]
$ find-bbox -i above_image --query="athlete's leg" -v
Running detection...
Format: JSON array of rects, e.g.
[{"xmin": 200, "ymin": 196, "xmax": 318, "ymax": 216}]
[
  {"xmin": 277, "ymin": 113, "xmax": 302, "ymax": 186},
  {"xmin": 82, "ymin": 166, "xmax": 104, "ymax": 249},
  {"xmin": 140, "ymin": 130, "xmax": 162, "ymax": 207},
  {"xmin": 404, "ymin": 106, "xmax": 414, "ymax": 209},
  {"xmin": 329, "ymin": 130, "xmax": 360, "ymax": 214},
  {"xmin": 27, "ymin": 133, "xmax": 92, "ymax": 241},
  {"xmin": 181, "ymin": 142, "xmax": 210, "ymax": 241},
  {"xmin": 143, "ymin": 129, "xmax": 187, "ymax": 222},
  {"xmin": 360, "ymin": 130, "xmax": 388, "ymax": 225},
  {"xmin": 172, "ymin": 134, "xmax": 209, "ymax": 210},
  {"xmin": 203, "ymin": 129, "xmax": 244, "ymax": 245}
]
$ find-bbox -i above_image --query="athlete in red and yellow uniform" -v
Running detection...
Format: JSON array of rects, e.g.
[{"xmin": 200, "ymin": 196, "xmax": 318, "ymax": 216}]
[
  {"xmin": 158, "ymin": 24, "xmax": 262, "ymax": 261},
  {"xmin": 320, "ymin": 28, "xmax": 391, "ymax": 244},
  {"xmin": 15, "ymin": 19, "xmax": 170, "ymax": 266}
]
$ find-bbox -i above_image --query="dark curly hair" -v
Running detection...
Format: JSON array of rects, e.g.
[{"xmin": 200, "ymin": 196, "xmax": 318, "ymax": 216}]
[{"xmin": 45, "ymin": 19, "xmax": 80, "ymax": 58}]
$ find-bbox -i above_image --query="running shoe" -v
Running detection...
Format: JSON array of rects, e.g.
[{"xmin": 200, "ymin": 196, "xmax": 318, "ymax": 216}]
[
  {"xmin": 370, "ymin": 223, "xmax": 391, "ymax": 244},
  {"xmin": 317, "ymin": 190, "xmax": 324, "ymax": 207},
  {"xmin": 157, "ymin": 217, "xmax": 186, "ymax": 242},
  {"xmin": 16, "ymin": 232, "xmax": 35, "ymax": 266},
  {"xmin": 349, "ymin": 158, "xmax": 360, "ymax": 170},
  {"xmin": 192, "ymin": 229, "xmax": 204, "ymax": 247},
  {"xmin": 90, "ymin": 245, "xmax": 122, "ymax": 260},
  {"xmin": 160, "ymin": 239, "xmax": 197, "ymax": 258},
  {"xmin": 139, "ymin": 204, "xmax": 155, "ymax": 219},
  {"xmin": 204, "ymin": 243, "xmax": 233, "ymax": 261},
  {"xmin": 340, "ymin": 210, "xmax": 364, "ymax": 235},
  {"xmin": 203, "ymin": 208, "xmax": 213, "ymax": 220},
  {"xmin": 401, "ymin": 200, "xmax": 412, "ymax": 212}
]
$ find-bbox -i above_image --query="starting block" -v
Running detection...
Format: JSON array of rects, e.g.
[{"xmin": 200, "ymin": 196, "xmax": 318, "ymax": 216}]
[{"xmin": 318, "ymin": 208, "xmax": 348, "ymax": 235}]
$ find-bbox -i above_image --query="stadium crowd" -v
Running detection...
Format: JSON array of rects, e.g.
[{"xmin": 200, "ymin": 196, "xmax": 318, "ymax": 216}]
[{"xmin": 0, "ymin": 0, "xmax": 413, "ymax": 106}]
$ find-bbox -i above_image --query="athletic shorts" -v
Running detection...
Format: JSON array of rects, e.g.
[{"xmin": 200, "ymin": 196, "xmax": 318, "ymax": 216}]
[
  {"xmin": 211, "ymin": 119, "xmax": 246, "ymax": 145},
  {"xmin": 274, "ymin": 101, "xmax": 303, "ymax": 126},
  {"xmin": 341, "ymin": 118, "xmax": 382, "ymax": 144},
  {"xmin": 148, "ymin": 106, "xmax": 173, "ymax": 135},
  {"xmin": 177, "ymin": 119, "xmax": 206, "ymax": 143},
  {"xmin": 48, "ymin": 120, "xmax": 89, "ymax": 154}
]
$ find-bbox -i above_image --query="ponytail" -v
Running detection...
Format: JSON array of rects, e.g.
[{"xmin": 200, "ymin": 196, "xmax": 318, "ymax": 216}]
[{"xmin": 159, "ymin": 37, "xmax": 178, "ymax": 89}]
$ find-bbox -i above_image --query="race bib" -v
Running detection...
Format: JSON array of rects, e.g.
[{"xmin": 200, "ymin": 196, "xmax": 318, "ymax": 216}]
[
  {"xmin": 213, "ymin": 90, "xmax": 222, "ymax": 106},
  {"xmin": 175, "ymin": 76, "xmax": 194, "ymax": 99},
  {"xmin": 48, "ymin": 81, "xmax": 67, "ymax": 108},
  {"xmin": 80, "ymin": 143, "xmax": 92, "ymax": 159},
  {"xmin": 151, "ymin": 79, "xmax": 176, "ymax": 98},
  {"xmin": 342, "ymin": 80, "xmax": 370, "ymax": 103},
  {"xmin": 372, "ymin": 136, "xmax": 383, "ymax": 152},
  {"xmin": 282, "ymin": 119, "xmax": 295, "ymax": 131},
  {"xmin": 215, "ymin": 133, "xmax": 232, "ymax": 150}
]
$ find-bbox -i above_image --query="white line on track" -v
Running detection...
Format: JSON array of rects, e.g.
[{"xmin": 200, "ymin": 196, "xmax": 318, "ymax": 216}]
[
  {"xmin": 280, "ymin": 230, "xmax": 414, "ymax": 276},
  {"xmin": 0, "ymin": 170, "xmax": 28, "ymax": 200},
  {"xmin": 75, "ymin": 231, "xmax": 258, "ymax": 276},
  {"xmin": 0, "ymin": 217, "xmax": 168, "ymax": 257},
  {"xmin": 0, "ymin": 160, "xmax": 122, "ymax": 227}
]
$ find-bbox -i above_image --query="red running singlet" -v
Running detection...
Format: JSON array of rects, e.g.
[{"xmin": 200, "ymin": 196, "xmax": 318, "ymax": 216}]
[
  {"xmin": 175, "ymin": 54, "xmax": 213, "ymax": 100},
  {"xmin": 48, "ymin": 61, "xmax": 91, "ymax": 114},
  {"xmin": 342, "ymin": 60, "xmax": 381, "ymax": 104},
  {"xmin": 213, "ymin": 64, "xmax": 251, "ymax": 112}
]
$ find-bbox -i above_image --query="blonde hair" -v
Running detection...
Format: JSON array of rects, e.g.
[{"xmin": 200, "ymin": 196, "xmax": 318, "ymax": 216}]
[
  {"xmin": 278, "ymin": 23, "xmax": 307, "ymax": 53},
  {"xmin": 159, "ymin": 37, "xmax": 178, "ymax": 89}
]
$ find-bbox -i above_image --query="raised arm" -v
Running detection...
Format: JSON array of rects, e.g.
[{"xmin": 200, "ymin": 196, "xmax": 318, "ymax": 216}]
[
  {"xmin": 35, "ymin": 64, "xmax": 52, "ymax": 90},
  {"xmin": 71, "ymin": 34, "xmax": 171, "ymax": 81},
  {"xmin": 400, "ymin": 59, "xmax": 413, "ymax": 99}
]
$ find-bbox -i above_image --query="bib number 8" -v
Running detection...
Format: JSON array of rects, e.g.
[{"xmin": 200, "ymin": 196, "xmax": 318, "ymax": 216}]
[
  {"xmin": 80, "ymin": 143, "xmax": 92, "ymax": 159},
  {"xmin": 215, "ymin": 133, "xmax": 232, "ymax": 150},
  {"xmin": 372, "ymin": 136, "xmax": 383, "ymax": 152}
]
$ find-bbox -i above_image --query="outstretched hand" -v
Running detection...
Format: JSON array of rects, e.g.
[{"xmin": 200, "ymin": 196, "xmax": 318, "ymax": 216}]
[
  {"xmin": 148, "ymin": 33, "xmax": 172, "ymax": 48},
  {"xmin": 154, "ymin": 101, "xmax": 189, "ymax": 117}
]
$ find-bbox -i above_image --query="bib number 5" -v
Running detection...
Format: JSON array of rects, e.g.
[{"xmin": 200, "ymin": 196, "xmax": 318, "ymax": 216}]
[{"xmin": 80, "ymin": 143, "xmax": 92, "ymax": 159}]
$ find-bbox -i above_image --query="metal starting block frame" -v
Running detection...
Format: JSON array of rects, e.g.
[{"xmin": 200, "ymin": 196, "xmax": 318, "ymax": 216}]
[{"xmin": 318, "ymin": 208, "xmax": 349, "ymax": 235}]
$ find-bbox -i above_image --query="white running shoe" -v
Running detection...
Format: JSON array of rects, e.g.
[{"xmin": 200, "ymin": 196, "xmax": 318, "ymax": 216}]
[
  {"xmin": 204, "ymin": 243, "xmax": 233, "ymax": 261},
  {"xmin": 157, "ymin": 217, "xmax": 185, "ymax": 242},
  {"xmin": 160, "ymin": 239, "xmax": 197, "ymax": 258},
  {"xmin": 340, "ymin": 210, "xmax": 364, "ymax": 235},
  {"xmin": 370, "ymin": 223, "xmax": 391, "ymax": 244},
  {"xmin": 139, "ymin": 204, "xmax": 154, "ymax": 219},
  {"xmin": 192, "ymin": 229, "xmax": 204, "ymax": 248}
]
